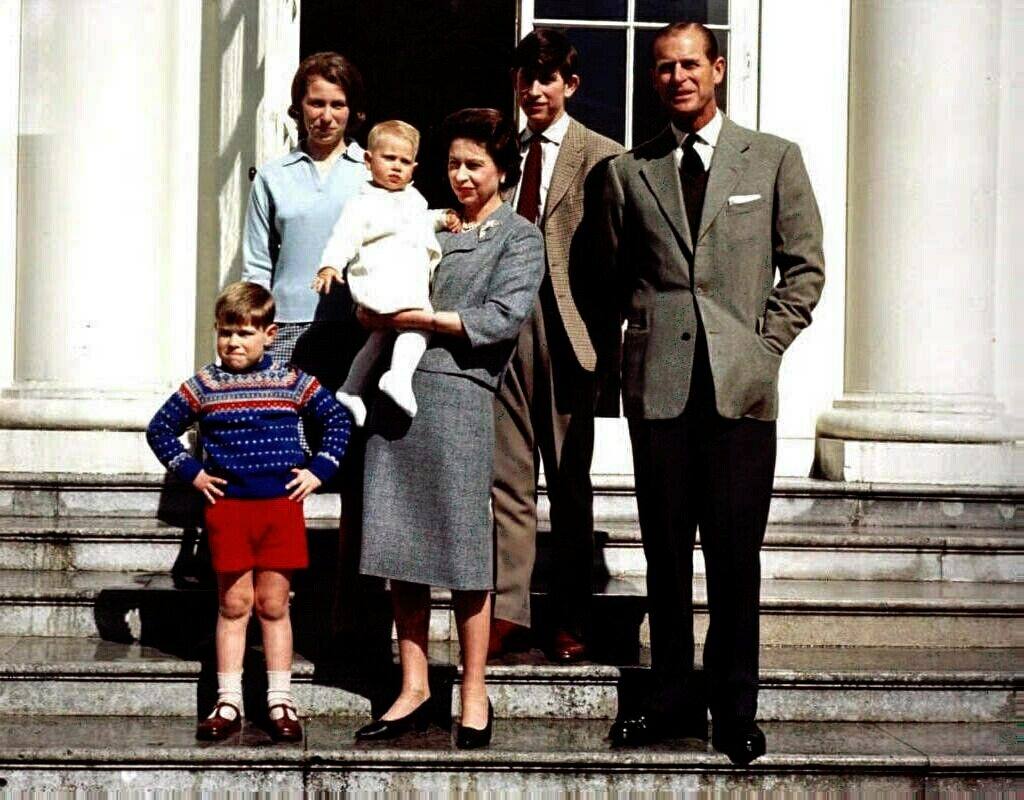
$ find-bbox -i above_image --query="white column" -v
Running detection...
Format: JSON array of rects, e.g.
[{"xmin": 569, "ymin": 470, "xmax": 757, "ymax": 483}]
[
  {"xmin": 0, "ymin": 0, "xmax": 200, "ymax": 473},
  {"xmin": 816, "ymin": 0, "xmax": 1022, "ymax": 485}
]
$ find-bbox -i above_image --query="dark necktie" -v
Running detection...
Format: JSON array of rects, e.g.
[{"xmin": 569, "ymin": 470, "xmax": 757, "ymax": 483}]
[
  {"xmin": 516, "ymin": 134, "xmax": 543, "ymax": 225},
  {"xmin": 680, "ymin": 135, "xmax": 708, "ymax": 245}
]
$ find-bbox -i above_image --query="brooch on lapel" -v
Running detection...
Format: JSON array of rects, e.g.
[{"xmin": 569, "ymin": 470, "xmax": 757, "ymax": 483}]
[{"xmin": 478, "ymin": 219, "xmax": 501, "ymax": 240}]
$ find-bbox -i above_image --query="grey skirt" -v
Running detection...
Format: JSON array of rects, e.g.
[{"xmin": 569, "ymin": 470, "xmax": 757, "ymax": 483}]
[{"xmin": 360, "ymin": 370, "xmax": 494, "ymax": 590}]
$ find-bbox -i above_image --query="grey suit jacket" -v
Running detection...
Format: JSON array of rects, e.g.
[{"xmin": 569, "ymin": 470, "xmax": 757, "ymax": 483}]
[
  {"xmin": 420, "ymin": 202, "xmax": 545, "ymax": 392},
  {"xmin": 601, "ymin": 117, "xmax": 825, "ymax": 421}
]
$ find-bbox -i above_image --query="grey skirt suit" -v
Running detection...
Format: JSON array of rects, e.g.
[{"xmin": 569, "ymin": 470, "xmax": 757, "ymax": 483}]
[{"xmin": 360, "ymin": 203, "xmax": 545, "ymax": 590}]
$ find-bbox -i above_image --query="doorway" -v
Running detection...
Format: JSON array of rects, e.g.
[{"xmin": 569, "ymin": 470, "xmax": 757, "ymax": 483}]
[{"xmin": 302, "ymin": 0, "xmax": 518, "ymax": 205}]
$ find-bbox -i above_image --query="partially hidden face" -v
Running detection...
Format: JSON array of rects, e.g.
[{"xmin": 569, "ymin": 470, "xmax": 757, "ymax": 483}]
[
  {"xmin": 365, "ymin": 133, "xmax": 417, "ymax": 191},
  {"xmin": 301, "ymin": 76, "xmax": 350, "ymax": 151},
  {"xmin": 216, "ymin": 323, "xmax": 278, "ymax": 372},
  {"xmin": 515, "ymin": 68, "xmax": 579, "ymax": 132},
  {"xmin": 447, "ymin": 138, "xmax": 503, "ymax": 211},
  {"xmin": 651, "ymin": 29, "xmax": 724, "ymax": 122}
]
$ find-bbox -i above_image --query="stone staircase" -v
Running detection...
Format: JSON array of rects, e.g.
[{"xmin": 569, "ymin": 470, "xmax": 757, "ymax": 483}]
[{"xmin": 0, "ymin": 471, "xmax": 1020, "ymax": 796}]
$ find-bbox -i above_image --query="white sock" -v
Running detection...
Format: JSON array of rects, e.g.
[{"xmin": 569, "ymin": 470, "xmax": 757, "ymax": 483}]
[
  {"xmin": 335, "ymin": 390, "xmax": 367, "ymax": 427},
  {"xmin": 267, "ymin": 670, "xmax": 296, "ymax": 719},
  {"xmin": 215, "ymin": 671, "xmax": 242, "ymax": 719}
]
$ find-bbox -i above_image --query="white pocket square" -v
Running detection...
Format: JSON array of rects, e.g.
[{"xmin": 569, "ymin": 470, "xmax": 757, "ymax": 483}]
[{"xmin": 728, "ymin": 194, "xmax": 761, "ymax": 205}]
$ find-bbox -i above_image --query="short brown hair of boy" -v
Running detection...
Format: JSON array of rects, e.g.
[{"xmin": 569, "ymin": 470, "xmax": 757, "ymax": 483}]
[
  {"xmin": 512, "ymin": 28, "xmax": 579, "ymax": 84},
  {"xmin": 215, "ymin": 282, "xmax": 276, "ymax": 329},
  {"xmin": 367, "ymin": 120, "xmax": 421, "ymax": 156}
]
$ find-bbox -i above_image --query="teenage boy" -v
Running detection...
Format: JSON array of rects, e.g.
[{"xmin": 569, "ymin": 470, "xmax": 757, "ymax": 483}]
[
  {"xmin": 491, "ymin": 29, "xmax": 624, "ymax": 662},
  {"xmin": 147, "ymin": 281, "xmax": 352, "ymax": 742}
]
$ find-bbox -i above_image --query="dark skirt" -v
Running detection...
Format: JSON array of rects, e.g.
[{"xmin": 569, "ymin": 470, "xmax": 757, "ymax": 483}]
[{"xmin": 360, "ymin": 370, "xmax": 494, "ymax": 590}]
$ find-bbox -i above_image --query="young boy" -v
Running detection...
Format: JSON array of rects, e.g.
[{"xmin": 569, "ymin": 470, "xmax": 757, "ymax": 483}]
[
  {"xmin": 490, "ymin": 29, "xmax": 624, "ymax": 663},
  {"xmin": 312, "ymin": 119, "xmax": 459, "ymax": 426},
  {"xmin": 146, "ymin": 281, "xmax": 352, "ymax": 742}
]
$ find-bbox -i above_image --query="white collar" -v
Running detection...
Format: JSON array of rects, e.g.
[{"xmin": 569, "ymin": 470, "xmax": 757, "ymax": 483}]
[
  {"xmin": 521, "ymin": 112, "xmax": 572, "ymax": 146},
  {"xmin": 672, "ymin": 108, "xmax": 723, "ymax": 149}
]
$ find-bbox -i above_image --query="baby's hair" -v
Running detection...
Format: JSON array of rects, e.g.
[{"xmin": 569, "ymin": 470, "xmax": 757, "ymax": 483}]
[
  {"xmin": 215, "ymin": 281, "xmax": 276, "ymax": 329},
  {"xmin": 367, "ymin": 120, "xmax": 421, "ymax": 156}
]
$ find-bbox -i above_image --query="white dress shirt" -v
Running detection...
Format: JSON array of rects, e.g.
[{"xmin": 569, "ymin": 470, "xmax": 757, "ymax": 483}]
[
  {"xmin": 512, "ymin": 111, "xmax": 573, "ymax": 218},
  {"xmin": 671, "ymin": 108, "xmax": 723, "ymax": 172}
]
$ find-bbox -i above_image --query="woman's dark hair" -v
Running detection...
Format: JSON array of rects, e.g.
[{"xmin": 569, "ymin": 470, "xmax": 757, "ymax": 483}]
[
  {"xmin": 288, "ymin": 52, "xmax": 367, "ymax": 139},
  {"xmin": 440, "ymin": 108, "xmax": 521, "ymax": 190}
]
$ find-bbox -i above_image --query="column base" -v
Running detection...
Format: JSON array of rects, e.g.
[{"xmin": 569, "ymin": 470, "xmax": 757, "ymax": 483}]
[
  {"xmin": 814, "ymin": 437, "xmax": 1022, "ymax": 486},
  {"xmin": 815, "ymin": 394, "xmax": 1022, "ymax": 486},
  {"xmin": 0, "ymin": 388, "xmax": 171, "ymax": 474}
]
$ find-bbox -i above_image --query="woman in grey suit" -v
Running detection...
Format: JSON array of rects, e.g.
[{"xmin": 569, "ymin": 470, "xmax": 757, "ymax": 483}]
[{"xmin": 353, "ymin": 109, "xmax": 544, "ymax": 748}]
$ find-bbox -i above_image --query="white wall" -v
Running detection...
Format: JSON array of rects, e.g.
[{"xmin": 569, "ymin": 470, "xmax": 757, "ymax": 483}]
[
  {"xmin": 0, "ymin": 0, "xmax": 20, "ymax": 390},
  {"xmin": 995, "ymin": 0, "xmax": 1023, "ymax": 422},
  {"xmin": 758, "ymin": 0, "xmax": 850, "ymax": 476}
]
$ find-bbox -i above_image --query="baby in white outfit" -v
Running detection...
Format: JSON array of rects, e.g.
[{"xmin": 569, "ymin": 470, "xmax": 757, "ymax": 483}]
[{"xmin": 314, "ymin": 120, "xmax": 459, "ymax": 425}]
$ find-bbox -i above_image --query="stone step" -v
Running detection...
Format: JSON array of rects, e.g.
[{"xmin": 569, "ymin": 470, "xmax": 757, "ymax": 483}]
[
  {"xmin": 0, "ymin": 716, "xmax": 1017, "ymax": 796},
  {"xmin": 3, "ymin": 517, "xmax": 1020, "ymax": 584},
  {"xmin": 449, "ymin": 643, "xmax": 1022, "ymax": 723},
  {"xmin": 0, "ymin": 570, "xmax": 1020, "ymax": 649},
  {"xmin": 426, "ymin": 576, "xmax": 1024, "ymax": 649},
  {"xmin": 2, "ymin": 636, "xmax": 1016, "ymax": 723},
  {"xmin": 2, "ymin": 472, "xmax": 1020, "ymax": 529}
]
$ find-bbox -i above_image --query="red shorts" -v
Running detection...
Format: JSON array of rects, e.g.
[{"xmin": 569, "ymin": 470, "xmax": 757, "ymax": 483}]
[{"xmin": 203, "ymin": 497, "xmax": 308, "ymax": 573}]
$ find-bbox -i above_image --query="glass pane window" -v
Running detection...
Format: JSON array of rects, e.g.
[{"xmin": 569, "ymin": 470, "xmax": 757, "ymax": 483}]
[
  {"xmin": 535, "ymin": 0, "xmax": 626, "ymax": 20},
  {"xmin": 561, "ymin": 28, "xmax": 627, "ymax": 144},
  {"xmin": 525, "ymin": 0, "xmax": 757, "ymax": 147},
  {"xmin": 635, "ymin": 0, "xmax": 728, "ymax": 25}
]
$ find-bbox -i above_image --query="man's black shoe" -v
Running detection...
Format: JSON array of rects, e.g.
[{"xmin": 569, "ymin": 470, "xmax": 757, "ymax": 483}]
[
  {"xmin": 711, "ymin": 720, "xmax": 766, "ymax": 765},
  {"xmin": 608, "ymin": 712, "xmax": 708, "ymax": 747}
]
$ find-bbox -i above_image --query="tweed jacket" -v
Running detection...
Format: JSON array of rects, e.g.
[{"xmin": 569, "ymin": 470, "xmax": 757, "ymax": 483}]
[
  {"xmin": 419, "ymin": 202, "xmax": 545, "ymax": 392},
  {"xmin": 540, "ymin": 118, "xmax": 623, "ymax": 373},
  {"xmin": 601, "ymin": 116, "xmax": 825, "ymax": 421}
]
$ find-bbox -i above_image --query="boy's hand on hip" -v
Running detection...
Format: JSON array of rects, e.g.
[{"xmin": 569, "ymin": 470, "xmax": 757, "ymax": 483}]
[
  {"xmin": 193, "ymin": 470, "xmax": 227, "ymax": 504},
  {"xmin": 287, "ymin": 468, "xmax": 321, "ymax": 501}
]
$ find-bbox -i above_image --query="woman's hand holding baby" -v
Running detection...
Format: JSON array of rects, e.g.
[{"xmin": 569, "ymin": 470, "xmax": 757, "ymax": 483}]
[
  {"xmin": 312, "ymin": 267, "xmax": 345, "ymax": 294},
  {"xmin": 286, "ymin": 468, "xmax": 322, "ymax": 501},
  {"xmin": 193, "ymin": 470, "xmax": 227, "ymax": 505}
]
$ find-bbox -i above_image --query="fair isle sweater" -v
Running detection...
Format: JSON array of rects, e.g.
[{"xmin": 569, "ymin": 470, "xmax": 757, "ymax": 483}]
[{"xmin": 146, "ymin": 355, "xmax": 351, "ymax": 499}]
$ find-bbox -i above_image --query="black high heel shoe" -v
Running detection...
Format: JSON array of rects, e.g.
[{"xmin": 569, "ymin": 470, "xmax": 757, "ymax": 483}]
[
  {"xmin": 355, "ymin": 699, "xmax": 432, "ymax": 741},
  {"xmin": 455, "ymin": 700, "xmax": 493, "ymax": 749}
]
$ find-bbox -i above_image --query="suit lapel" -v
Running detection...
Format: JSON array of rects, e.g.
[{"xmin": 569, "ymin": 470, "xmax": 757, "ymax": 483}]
[
  {"xmin": 698, "ymin": 116, "xmax": 749, "ymax": 242},
  {"xmin": 639, "ymin": 127, "xmax": 691, "ymax": 254},
  {"xmin": 543, "ymin": 118, "xmax": 584, "ymax": 223}
]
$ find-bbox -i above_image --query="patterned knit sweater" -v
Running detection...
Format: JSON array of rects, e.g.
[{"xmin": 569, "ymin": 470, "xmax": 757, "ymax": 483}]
[{"xmin": 146, "ymin": 355, "xmax": 351, "ymax": 499}]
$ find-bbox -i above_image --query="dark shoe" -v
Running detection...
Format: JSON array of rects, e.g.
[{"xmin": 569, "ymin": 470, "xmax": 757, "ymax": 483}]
[
  {"xmin": 196, "ymin": 701, "xmax": 242, "ymax": 741},
  {"xmin": 355, "ymin": 699, "xmax": 431, "ymax": 741},
  {"xmin": 267, "ymin": 703, "xmax": 303, "ymax": 743},
  {"xmin": 712, "ymin": 720, "xmax": 767, "ymax": 765},
  {"xmin": 487, "ymin": 619, "xmax": 530, "ymax": 659},
  {"xmin": 455, "ymin": 700, "xmax": 493, "ymax": 749},
  {"xmin": 547, "ymin": 629, "xmax": 586, "ymax": 663},
  {"xmin": 609, "ymin": 711, "xmax": 709, "ymax": 747}
]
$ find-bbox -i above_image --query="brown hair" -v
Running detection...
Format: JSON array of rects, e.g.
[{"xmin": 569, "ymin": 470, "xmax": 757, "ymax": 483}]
[
  {"xmin": 215, "ymin": 282, "xmax": 276, "ymax": 329},
  {"xmin": 512, "ymin": 28, "xmax": 580, "ymax": 84},
  {"xmin": 651, "ymin": 21, "xmax": 722, "ymax": 62},
  {"xmin": 367, "ymin": 120, "xmax": 421, "ymax": 155},
  {"xmin": 440, "ymin": 108, "xmax": 521, "ymax": 191},
  {"xmin": 288, "ymin": 52, "xmax": 367, "ymax": 139}
]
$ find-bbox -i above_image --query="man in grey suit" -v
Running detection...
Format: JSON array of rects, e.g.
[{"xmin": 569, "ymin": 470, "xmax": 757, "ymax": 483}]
[{"xmin": 601, "ymin": 22, "xmax": 824, "ymax": 763}]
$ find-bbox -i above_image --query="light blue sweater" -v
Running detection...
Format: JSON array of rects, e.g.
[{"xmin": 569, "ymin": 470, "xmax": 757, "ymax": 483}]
[{"xmin": 242, "ymin": 142, "xmax": 368, "ymax": 322}]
